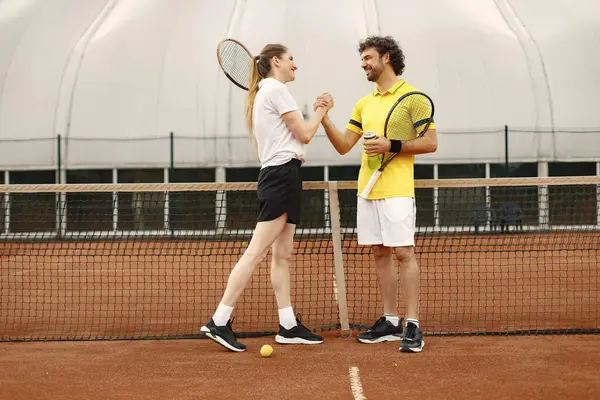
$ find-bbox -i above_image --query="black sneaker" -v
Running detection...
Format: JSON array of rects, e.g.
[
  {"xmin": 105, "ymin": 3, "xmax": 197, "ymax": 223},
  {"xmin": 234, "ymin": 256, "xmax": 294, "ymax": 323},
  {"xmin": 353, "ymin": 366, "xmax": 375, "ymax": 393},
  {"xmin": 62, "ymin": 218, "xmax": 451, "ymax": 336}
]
[
  {"xmin": 275, "ymin": 315, "xmax": 324, "ymax": 345},
  {"xmin": 200, "ymin": 318, "xmax": 246, "ymax": 352},
  {"xmin": 356, "ymin": 316, "xmax": 404, "ymax": 344},
  {"xmin": 394, "ymin": 324, "xmax": 407, "ymax": 339},
  {"xmin": 400, "ymin": 322, "xmax": 424, "ymax": 353}
]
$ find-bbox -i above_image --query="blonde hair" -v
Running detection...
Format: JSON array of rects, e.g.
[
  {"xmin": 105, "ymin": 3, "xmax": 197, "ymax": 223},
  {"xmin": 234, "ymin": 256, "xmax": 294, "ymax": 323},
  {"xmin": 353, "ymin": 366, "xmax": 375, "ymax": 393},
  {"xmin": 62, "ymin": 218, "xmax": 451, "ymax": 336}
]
[{"xmin": 245, "ymin": 44, "xmax": 288, "ymax": 135}]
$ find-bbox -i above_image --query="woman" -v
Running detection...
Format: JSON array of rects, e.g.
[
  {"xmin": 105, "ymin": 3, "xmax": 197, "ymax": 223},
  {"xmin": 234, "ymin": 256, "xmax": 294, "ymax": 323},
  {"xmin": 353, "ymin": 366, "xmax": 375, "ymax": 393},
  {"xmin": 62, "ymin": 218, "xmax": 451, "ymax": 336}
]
[{"xmin": 201, "ymin": 43, "xmax": 332, "ymax": 352}]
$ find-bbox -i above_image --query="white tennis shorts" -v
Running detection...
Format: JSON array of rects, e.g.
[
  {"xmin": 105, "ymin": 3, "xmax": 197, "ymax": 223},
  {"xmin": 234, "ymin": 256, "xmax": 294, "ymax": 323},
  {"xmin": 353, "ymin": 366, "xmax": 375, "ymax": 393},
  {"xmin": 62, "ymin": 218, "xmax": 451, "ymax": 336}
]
[{"xmin": 357, "ymin": 196, "xmax": 416, "ymax": 247}]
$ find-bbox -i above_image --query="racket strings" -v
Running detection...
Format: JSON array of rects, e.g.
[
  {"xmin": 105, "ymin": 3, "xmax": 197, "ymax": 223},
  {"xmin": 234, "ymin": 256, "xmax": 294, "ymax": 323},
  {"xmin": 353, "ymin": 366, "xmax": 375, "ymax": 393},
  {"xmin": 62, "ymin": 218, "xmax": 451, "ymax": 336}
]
[
  {"xmin": 386, "ymin": 105, "xmax": 415, "ymax": 141},
  {"xmin": 386, "ymin": 94, "xmax": 433, "ymax": 141},
  {"xmin": 218, "ymin": 41, "xmax": 251, "ymax": 87}
]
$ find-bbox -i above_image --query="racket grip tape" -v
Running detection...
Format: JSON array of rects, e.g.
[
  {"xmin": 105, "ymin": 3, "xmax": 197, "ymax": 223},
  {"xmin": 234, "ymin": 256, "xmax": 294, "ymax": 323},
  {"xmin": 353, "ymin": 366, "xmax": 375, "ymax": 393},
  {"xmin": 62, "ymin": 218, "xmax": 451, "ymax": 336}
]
[{"xmin": 358, "ymin": 170, "xmax": 381, "ymax": 199}]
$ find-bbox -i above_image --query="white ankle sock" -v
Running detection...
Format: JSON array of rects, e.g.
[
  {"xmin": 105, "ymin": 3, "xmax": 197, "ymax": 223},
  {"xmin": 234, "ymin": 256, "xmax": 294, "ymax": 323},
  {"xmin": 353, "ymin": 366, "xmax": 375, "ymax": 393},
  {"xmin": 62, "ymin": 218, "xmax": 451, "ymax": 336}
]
[
  {"xmin": 278, "ymin": 307, "xmax": 297, "ymax": 330},
  {"xmin": 406, "ymin": 318, "xmax": 419, "ymax": 328},
  {"xmin": 384, "ymin": 314, "xmax": 400, "ymax": 327},
  {"xmin": 212, "ymin": 302, "xmax": 234, "ymax": 326}
]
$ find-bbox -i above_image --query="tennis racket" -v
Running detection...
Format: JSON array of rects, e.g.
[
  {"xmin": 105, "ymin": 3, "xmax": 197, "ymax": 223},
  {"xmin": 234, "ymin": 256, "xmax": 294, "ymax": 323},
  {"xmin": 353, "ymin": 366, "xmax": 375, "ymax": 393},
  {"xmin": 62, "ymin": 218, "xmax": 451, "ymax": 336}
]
[
  {"xmin": 358, "ymin": 91, "xmax": 435, "ymax": 199},
  {"xmin": 216, "ymin": 38, "xmax": 253, "ymax": 91}
]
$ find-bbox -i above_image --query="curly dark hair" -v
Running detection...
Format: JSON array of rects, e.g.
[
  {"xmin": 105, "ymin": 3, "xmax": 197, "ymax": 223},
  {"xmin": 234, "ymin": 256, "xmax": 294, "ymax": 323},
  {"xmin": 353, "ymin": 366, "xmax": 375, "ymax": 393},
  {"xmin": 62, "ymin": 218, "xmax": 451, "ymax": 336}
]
[{"xmin": 358, "ymin": 36, "xmax": 405, "ymax": 76}]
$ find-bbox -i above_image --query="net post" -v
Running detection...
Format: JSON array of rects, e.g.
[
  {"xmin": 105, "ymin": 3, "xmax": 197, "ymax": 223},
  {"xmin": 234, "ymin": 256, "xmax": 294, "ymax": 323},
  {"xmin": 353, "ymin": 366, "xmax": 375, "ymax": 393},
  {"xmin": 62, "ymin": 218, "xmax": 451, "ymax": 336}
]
[{"xmin": 328, "ymin": 181, "xmax": 351, "ymax": 337}]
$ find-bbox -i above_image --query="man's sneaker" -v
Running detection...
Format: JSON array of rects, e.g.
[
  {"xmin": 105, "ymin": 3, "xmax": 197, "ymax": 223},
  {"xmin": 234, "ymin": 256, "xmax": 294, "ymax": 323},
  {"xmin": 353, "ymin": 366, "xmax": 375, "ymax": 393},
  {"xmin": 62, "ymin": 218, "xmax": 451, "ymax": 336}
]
[
  {"xmin": 393, "ymin": 325, "xmax": 407, "ymax": 339},
  {"xmin": 356, "ymin": 316, "xmax": 404, "ymax": 344},
  {"xmin": 200, "ymin": 318, "xmax": 246, "ymax": 352},
  {"xmin": 275, "ymin": 315, "xmax": 324, "ymax": 345},
  {"xmin": 400, "ymin": 322, "xmax": 424, "ymax": 353}
]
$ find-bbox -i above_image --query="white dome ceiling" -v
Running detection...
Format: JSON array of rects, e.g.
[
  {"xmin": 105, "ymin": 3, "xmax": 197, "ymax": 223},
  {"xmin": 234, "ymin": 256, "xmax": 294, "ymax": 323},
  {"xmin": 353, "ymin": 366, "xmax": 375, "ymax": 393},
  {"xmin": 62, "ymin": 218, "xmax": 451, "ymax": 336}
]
[{"xmin": 0, "ymin": 0, "xmax": 598, "ymax": 169}]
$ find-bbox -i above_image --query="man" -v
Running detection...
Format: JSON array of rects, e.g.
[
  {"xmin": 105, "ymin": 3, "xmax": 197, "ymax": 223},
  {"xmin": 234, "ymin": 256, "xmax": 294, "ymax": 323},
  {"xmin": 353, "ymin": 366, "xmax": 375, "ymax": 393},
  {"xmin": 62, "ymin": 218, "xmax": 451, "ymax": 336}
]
[{"xmin": 316, "ymin": 36, "xmax": 437, "ymax": 352}]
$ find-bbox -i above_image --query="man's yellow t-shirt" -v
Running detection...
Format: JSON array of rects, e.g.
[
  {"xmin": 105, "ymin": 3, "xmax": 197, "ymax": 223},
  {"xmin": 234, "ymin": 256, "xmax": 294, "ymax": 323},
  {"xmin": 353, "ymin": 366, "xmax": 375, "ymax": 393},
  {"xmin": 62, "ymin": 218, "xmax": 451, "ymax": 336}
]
[{"xmin": 346, "ymin": 79, "xmax": 436, "ymax": 200}]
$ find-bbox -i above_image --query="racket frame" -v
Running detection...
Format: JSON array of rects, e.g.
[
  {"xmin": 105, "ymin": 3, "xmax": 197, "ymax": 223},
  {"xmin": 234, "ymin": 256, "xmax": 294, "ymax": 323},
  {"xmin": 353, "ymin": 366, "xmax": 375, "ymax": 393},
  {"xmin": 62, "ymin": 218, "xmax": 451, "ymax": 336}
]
[
  {"xmin": 216, "ymin": 38, "xmax": 253, "ymax": 91},
  {"xmin": 358, "ymin": 91, "xmax": 435, "ymax": 199}
]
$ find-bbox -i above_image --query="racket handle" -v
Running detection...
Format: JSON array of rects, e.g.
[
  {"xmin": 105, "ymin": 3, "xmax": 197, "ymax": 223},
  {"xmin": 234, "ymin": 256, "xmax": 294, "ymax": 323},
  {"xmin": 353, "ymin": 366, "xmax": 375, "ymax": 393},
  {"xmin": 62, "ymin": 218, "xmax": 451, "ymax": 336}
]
[{"xmin": 358, "ymin": 170, "xmax": 381, "ymax": 199}]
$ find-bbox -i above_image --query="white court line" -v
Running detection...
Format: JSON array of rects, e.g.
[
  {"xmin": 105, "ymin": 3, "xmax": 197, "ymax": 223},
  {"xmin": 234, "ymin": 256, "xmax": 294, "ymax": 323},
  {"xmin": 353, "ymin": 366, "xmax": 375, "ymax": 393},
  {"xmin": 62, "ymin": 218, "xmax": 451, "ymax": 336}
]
[{"xmin": 349, "ymin": 366, "xmax": 366, "ymax": 400}]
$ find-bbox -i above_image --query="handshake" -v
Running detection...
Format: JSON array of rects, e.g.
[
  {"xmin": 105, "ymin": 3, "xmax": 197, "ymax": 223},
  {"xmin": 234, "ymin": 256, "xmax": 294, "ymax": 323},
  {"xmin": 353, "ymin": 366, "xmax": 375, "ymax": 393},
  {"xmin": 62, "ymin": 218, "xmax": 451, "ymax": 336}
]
[{"xmin": 313, "ymin": 93, "xmax": 335, "ymax": 113}]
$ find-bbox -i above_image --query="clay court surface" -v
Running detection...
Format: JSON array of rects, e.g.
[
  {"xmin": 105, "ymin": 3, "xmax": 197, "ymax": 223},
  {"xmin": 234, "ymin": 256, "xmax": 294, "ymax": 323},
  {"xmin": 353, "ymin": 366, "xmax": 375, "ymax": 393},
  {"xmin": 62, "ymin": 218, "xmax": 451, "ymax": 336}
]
[
  {"xmin": 1, "ymin": 231, "xmax": 598, "ymax": 398},
  {"xmin": 1, "ymin": 333, "xmax": 599, "ymax": 399}
]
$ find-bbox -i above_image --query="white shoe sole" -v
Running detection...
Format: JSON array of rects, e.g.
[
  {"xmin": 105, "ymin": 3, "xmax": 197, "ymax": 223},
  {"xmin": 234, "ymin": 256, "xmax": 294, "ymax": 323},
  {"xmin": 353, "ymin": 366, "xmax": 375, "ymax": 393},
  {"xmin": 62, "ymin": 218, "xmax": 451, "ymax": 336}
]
[
  {"xmin": 201, "ymin": 326, "xmax": 246, "ymax": 352},
  {"xmin": 357, "ymin": 334, "xmax": 403, "ymax": 344},
  {"xmin": 400, "ymin": 339, "xmax": 425, "ymax": 353},
  {"xmin": 275, "ymin": 335, "xmax": 324, "ymax": 344}
]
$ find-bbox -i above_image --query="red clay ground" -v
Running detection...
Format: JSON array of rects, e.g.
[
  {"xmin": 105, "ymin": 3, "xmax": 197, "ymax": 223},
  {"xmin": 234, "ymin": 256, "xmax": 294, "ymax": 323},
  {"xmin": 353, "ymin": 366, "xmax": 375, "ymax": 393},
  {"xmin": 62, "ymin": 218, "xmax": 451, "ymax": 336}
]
[
  {"xmin": 1, "ymin": 232, "xmax": 598, "ymax": 398},
  {"xmin": 1, "ymin": 333, "xmax": 599, "ymax": 400}
]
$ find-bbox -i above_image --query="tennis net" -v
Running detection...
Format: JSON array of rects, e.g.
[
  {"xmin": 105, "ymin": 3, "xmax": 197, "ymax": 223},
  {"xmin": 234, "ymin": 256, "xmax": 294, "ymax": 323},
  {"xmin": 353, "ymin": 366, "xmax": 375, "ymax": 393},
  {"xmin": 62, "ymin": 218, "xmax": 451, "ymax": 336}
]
[{"xmin": 0, "ymin": 176, "xmax": 598, "ymax": 341}]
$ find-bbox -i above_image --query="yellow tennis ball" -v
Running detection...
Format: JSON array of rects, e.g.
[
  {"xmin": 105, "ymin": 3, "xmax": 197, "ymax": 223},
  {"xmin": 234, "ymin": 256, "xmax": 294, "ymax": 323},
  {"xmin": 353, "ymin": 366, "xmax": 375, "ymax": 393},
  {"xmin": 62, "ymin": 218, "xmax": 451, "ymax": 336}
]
[{"xmin": 260, "ymin": 344, "xmax": 273, "ymax": 357}]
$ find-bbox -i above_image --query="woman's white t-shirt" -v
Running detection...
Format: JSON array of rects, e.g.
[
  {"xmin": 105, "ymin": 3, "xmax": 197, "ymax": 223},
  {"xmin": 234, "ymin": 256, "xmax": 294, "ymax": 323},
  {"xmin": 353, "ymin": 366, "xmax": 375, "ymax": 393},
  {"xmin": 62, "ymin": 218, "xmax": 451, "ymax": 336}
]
[{"xmin": 252, "ymin": 78, "xmax": 305, "ymax": 168}]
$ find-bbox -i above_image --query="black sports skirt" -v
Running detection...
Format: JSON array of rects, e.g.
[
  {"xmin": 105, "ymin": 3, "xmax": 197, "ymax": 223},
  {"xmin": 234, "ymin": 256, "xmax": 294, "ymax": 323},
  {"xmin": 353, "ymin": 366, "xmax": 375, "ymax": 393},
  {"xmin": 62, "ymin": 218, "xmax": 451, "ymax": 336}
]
[{"xmin": 257, "ymin": 158, "xmax": 302, "ymax": 225}]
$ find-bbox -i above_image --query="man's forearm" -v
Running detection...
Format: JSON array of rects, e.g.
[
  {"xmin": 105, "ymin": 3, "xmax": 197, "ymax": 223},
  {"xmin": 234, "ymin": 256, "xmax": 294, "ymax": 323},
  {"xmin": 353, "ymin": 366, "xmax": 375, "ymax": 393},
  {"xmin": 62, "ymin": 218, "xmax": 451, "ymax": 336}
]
[
  {"xmin": 397, "ymin": 130, "xmax": 438, "ymax": 155},
  {"xmin": 322, "ymin": 116, "xmax": 351, "ymax": 155}
]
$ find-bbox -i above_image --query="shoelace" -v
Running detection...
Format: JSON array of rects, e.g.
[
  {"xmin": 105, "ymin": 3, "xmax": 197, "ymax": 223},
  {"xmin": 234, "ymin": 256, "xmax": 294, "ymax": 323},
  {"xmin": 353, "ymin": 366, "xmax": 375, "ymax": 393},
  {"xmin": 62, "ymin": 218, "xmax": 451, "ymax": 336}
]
[
  {"xmin": 367, "ymin": 316, "xmax": 388, "ymax": 332},
  {"xmin": 294, "ymin": 314, "xmax": 313, "ymax": 333},
  {"xmin": 227, "ymin": 318, "xmax": 239, "ymax": 339},
  {"xmin": 404, "ymin": 324, "xmax": 417, "ymax": 340}
]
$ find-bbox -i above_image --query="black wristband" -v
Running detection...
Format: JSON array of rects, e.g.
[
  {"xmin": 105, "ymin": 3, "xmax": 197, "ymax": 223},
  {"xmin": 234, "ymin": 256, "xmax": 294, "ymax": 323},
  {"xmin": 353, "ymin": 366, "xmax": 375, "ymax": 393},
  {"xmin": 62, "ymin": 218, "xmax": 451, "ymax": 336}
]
[{"xmin": 390, "ymin": 140, "xmax": 402, "ymax": 153}]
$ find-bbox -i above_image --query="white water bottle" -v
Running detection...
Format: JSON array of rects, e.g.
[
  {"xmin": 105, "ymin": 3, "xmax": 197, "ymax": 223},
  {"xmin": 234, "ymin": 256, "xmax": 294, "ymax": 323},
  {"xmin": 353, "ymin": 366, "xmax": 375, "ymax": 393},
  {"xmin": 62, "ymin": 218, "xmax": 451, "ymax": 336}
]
[{"xmin": 363, "ymin": 132, "xmax": 380, "ymax": 170}]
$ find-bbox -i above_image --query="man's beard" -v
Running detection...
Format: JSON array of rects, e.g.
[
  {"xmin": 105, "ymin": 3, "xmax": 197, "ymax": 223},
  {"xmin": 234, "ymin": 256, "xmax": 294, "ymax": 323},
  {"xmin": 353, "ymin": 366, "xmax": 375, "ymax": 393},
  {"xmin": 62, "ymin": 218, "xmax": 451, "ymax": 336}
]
[{"xmin": 366, "ymin": 66, "xmax": 381, "ymax": 82}]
